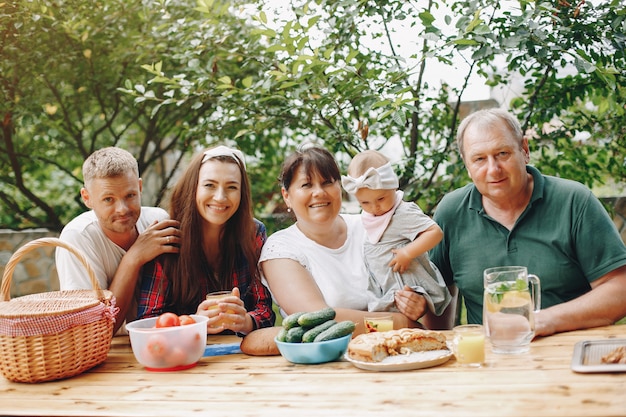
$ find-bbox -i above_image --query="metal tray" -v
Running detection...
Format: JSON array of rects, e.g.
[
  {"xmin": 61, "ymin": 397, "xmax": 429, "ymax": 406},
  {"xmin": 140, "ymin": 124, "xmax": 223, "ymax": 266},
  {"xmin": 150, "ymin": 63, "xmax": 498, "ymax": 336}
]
[{"xmin": 571, "ymin": 339, "xmax": 626, "ymax": 373}]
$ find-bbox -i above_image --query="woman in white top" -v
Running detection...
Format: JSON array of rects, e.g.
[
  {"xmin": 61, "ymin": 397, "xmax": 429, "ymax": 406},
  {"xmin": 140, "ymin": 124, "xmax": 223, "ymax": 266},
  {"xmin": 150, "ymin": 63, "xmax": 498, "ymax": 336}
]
[{"xmin": 260, "ymin": 146, "xmax": 428, "ymax": 334}]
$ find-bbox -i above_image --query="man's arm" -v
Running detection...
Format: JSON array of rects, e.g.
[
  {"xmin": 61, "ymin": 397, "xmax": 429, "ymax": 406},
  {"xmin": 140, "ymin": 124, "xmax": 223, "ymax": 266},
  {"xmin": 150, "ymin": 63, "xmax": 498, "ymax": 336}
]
[
  {"xmin": 535, "ymin": 265, "xmax": 626, "ymax": 337},
  {"xmin": 109, "ymin": 219, "xmax": 180, "ymax": 333}
]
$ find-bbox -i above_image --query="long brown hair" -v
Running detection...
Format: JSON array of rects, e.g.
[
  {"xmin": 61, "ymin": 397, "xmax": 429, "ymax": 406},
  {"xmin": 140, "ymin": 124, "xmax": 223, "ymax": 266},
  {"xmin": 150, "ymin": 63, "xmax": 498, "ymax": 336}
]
[{"xmin": 163, "ymin": 148, "xmax": 259, "ymax": 309}]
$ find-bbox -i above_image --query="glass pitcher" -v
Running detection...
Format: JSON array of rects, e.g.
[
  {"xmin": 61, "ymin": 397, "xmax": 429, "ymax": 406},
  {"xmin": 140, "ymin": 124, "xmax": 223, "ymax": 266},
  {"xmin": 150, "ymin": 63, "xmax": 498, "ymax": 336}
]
[{"xmin": 483, "ymin": 266, "xmax": 541, "ymax": 354}]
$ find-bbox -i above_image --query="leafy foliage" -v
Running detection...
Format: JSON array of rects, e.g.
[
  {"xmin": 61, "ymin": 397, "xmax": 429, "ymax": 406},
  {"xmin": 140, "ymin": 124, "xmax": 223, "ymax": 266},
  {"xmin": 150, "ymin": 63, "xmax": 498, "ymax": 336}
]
[
  {"xmin": 1, "ymin": 0, "xmax": 215, "ymax": 229},
  {"xmin": 1, "ymin": 0, "xmax": 624, "ymax": 232}
]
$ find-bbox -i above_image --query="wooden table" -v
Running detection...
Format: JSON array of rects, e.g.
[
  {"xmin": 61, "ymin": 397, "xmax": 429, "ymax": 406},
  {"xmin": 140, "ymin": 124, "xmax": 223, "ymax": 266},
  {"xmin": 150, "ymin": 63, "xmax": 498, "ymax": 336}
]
[{"xmin": 1, "ymin": 325, "xmax": 625, "ymax": 416}]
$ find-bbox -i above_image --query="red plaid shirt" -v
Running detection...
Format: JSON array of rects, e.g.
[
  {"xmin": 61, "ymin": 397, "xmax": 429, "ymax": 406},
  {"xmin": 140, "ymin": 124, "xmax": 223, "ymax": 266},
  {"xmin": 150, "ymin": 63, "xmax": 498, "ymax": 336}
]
[{"xmin": 136, "ymin": 220, "xmax": 275, "ymax": 330}]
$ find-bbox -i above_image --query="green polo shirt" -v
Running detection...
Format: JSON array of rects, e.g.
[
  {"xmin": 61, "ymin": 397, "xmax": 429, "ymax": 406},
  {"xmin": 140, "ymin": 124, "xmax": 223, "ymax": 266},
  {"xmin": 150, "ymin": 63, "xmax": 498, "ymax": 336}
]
[{"xmin": 431, "ymin": 165, "xmax": 626, "ymax": 324}]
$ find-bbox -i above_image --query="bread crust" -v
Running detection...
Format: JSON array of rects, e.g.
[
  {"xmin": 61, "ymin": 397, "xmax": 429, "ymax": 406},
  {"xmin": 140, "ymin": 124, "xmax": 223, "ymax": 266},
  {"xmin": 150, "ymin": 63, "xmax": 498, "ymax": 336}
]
[
  {"xmin": 240, "ymin": 326, "xmax": 281, "ymax": 356},
  {"xmin": 347, "ymin": 328, "xmax": 448, "ymax": 362}
]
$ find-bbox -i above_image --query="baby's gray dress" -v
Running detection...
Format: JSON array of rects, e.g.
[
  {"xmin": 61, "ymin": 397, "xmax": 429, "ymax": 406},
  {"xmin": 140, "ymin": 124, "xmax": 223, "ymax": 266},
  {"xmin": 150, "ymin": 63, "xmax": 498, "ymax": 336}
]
[{"xmin": 364, "ymin": 201, "xmax": 451, "ymax": 315}]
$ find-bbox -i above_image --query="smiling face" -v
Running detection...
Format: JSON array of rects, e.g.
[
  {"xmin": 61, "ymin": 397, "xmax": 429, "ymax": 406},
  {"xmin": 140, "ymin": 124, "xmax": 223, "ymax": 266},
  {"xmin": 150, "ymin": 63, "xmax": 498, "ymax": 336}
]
[
  {"xmin": 195, "ymin": 160, "xmax": 242, "ymax": 229},
  {"xmin": 462, "ymin": 121, "xmax": 530, "ymax": 204},
  {"xmin": 282, "ymin": 166, "xmax": 343, "ymax": 228},
  {"xmin": 81, "ymin": 171, "xmax": 142, "ymax": 238},
  {"xmin": 354, "ymin": 188, "xmax": 396, "ymax": 216}
]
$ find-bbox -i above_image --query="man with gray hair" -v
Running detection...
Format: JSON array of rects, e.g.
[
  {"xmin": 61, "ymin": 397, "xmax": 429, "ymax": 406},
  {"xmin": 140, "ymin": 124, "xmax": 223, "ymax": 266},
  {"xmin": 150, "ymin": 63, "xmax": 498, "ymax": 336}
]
[
  {"xmin": 56, "ymin": 147, "xmax": 181, "ymax": 333},
  {"xmin": 430, "ymin": 108, "xmax": 626, "ymax": 336}
]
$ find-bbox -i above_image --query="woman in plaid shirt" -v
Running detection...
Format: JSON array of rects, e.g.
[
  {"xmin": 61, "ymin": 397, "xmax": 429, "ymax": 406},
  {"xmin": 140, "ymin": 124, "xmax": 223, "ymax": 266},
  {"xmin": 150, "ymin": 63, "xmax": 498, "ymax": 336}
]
[{"xmin": 136, "ymin": 146, "xmax": 275, "ymax": 335}]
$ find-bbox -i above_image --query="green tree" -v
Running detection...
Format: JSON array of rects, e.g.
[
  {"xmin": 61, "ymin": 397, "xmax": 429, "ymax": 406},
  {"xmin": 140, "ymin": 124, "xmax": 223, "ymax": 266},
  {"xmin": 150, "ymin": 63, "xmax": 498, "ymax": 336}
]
[
  {"xmin": 131, "ymin": 0, "xmax": 625, "ymax": 221},
  {"xmin": 0, "ymin": 0, "xmax": 236, "ymax": 229},
  {"xmin": 2, "ymin": 0, "xmax": 624, "ymax": 231}
]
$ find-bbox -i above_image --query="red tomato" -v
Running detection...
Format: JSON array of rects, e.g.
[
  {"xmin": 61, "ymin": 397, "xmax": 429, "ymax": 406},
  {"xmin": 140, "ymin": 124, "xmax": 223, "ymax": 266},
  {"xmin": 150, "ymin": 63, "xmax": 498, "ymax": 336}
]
[
  {"xmin": 179, "ymin": 315, "xmax": 196, "ymax": 326},
  {"xmin": 166, "ymin": 347, "xmax": 188, "ymax": 368},
  {"xmin": 142, "ymin": 333, "xmax": 169, "ymax": 365},
  {"xmin": 155, "ymin": 312, "xmax": 180, "ymax": 328}
]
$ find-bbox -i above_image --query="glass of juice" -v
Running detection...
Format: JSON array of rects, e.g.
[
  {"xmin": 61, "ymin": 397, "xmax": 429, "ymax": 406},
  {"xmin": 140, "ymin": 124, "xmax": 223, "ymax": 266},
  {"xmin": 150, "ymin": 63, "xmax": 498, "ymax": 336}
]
[
  {"xmin": 452, "ymin": 324, "xmax": 485, "ymax": 367},
  {"xmin": 364, "ymin": 315, "xmax": 394, "ymax": 333},
  {"xmin": 206, "ymin": 290, "xmax": 236, "ymax": 327}
]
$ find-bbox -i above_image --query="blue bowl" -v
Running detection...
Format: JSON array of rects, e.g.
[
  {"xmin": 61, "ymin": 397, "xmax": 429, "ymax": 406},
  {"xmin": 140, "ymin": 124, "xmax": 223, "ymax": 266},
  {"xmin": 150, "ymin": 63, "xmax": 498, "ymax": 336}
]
[{"xmin": 275, "ymin": 333, "xmax": 353, "ymax": 364}]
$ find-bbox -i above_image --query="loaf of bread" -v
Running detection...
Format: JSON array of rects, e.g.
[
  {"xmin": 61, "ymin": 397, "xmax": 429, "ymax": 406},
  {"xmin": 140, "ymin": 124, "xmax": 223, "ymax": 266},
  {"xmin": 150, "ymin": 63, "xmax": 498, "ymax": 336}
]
[
  {"xmin": 240, "ymin": 326, "xmax": 281, "ymax": 356},
  {"xmin": 347, "ymin": 328, "xmax": 448, "ymax": 362}
]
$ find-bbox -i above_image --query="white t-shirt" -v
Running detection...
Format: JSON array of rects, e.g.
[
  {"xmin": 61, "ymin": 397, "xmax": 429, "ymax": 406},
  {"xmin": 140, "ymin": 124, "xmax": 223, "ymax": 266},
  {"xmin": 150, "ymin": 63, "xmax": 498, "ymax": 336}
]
[
  {"xmin": 55, "ymin": 207, "xmax": 169, "ymax": 291},
  {"xmin": 260, "ymin": 214, "xmax": 368, "ymax": 314}
]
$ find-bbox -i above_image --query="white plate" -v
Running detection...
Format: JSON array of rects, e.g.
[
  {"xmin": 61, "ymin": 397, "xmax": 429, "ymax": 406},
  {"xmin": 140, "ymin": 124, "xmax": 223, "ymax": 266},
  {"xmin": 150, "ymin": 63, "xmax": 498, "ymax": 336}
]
[{"xmin": 344, "ymin": 349, "xmax": 453, "ymax": 372}]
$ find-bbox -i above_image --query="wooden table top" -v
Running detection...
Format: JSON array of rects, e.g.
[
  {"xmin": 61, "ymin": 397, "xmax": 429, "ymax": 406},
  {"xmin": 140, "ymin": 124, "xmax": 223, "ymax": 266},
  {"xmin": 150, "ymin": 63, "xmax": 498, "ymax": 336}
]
[{"xmin": 1, "ymin": 325, "xmax": 625, "ymax": 416}]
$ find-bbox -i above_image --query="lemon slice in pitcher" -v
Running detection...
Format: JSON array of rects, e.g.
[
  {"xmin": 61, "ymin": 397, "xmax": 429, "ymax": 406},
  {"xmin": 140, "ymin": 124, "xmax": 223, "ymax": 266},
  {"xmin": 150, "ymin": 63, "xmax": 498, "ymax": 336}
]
[
  {"xmin": 499, "ymin": 291, "xmax": 531, "ymax": 308},
  {"xmin": 484, "ymin": 294, "xmax": 501, "ymax": 313}
]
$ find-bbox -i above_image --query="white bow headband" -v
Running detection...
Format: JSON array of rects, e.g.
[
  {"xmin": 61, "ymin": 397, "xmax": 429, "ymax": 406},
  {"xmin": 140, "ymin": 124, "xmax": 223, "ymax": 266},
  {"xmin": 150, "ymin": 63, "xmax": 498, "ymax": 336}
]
[
  {"xmin": 341, "ymin": 162, "xmax": 399, "ymax": 194},
  {"xmin": 202, "ymin": 145, "xmax": 246, "ymax": 170}
]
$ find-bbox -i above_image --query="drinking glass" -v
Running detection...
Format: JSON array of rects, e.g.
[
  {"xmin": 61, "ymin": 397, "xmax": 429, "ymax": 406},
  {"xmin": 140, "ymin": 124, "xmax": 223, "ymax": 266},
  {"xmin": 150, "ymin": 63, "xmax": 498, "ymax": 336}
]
[
  {"xmin": 452, "ymin": 324, "xmax": 485, "ymax": 367},
  {"xmin": 206, "ymin": 290, "xmax": 236, "ymax": 327},
  {"xmin": 364, "ymin": 315, "xmax": 394, "ymax": 333}
]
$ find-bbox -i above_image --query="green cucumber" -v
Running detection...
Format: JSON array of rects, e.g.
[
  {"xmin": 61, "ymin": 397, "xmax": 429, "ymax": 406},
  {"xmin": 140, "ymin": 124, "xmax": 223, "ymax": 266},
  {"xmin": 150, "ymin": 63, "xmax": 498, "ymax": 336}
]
[
  {"xmin": 276, "ymin": 327, "xmax": 288, "ymax": 342},
  {"xmin": 285, "ymin": 326, "xmax": 306, "ymax": 343},
  {"xmin": 313, "ymin": 320, "xmax": 356, "ymax": 342},
  {"xmin": 297, "ymin": 307, "xmax": 336, "ymax": 328},
  {"xmin": 282, "ymin": 312, "xmax": 306, "ymax": 330},
  {"xmin": 301, "ymin": 320, "xmax": 337, "ymax": 343}
]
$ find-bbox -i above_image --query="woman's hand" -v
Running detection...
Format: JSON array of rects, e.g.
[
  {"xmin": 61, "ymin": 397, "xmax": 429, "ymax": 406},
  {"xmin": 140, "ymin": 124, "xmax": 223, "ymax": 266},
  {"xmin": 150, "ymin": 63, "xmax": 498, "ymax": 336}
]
[
  {"xmin": 394, "ymin": 285, "xmax": 427, "ymax": 322},
  {"xmin": 196, "ymin": 287, "xmax": 254, "ymax": 335}
]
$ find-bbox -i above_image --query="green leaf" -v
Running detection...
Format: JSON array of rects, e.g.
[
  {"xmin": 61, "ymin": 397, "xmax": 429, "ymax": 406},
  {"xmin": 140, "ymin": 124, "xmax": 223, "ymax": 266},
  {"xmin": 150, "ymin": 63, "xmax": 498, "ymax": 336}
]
[
  {"xmin": 418, "ymin": 11, "xmax": 435, "ymax": 26},
  {"xmin": 346, "ymin": 49, "xmax": 358, "ymax": 63},
  {"xmin": 377, "ymin": 109, "xmax": 394, "ymax": 121},
  {"xmin": 150, "ymin": 103, "xmax": 162, "ymax": 118},
  {"xmin": 515, "ymin": 278, "xmax": 528, "ymax": 291},
  {"xmin": 218, "ymin": 76, "xmax": 232, "ymax": 85},
  {"xmin": 235, "ymin": 129, "xmax": 250, "ymax": 139},
  {"xmin": 297, "ymin": 36, "xmax": 309, "ymax": 51},
  {"xmin": 279, "ymin": 81, "xmax": 299, "ymax": 89},
  {"xmin": 267, "ymin": 45, "xmax": 287, "ymax": 52},
  {"xmin": 371, "ymin": 99, "xmax": 392, "ymax": 109},
  {"xmin": 307, "ymin": 15, "xmax": 321, "ymax": 29},
  {"xmin": 574, "ymin": 57, "xmax": 596, "ymax": 74},
  {"xmin": 465, "ymin": 10, "xmax": 484, "ymax": 33},
  {"xmin": 250, "ymin": 28, "xmax": 277, "ymax": 38},
  {"xmin": 451, "ymin": 38, "xmax": 479, "ymax": 46},
  {"xmin": 392, "ymin": 110, "xmax": 406, "ymax": 126}
]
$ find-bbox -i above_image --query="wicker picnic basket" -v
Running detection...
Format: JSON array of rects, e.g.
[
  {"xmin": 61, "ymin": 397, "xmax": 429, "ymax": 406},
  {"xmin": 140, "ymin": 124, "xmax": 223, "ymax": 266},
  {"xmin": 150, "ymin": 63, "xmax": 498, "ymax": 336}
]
[{"xmin": 0, "ymin": 238, "xmax": 118, "ymax": 383}]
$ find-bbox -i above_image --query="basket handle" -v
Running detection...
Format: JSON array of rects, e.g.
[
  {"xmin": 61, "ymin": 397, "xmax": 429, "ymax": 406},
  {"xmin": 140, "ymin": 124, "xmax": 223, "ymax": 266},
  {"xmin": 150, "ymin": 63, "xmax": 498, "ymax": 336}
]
[{"xmin": 1, "ymin": 237, "xmax": 105, "ymax": 302}]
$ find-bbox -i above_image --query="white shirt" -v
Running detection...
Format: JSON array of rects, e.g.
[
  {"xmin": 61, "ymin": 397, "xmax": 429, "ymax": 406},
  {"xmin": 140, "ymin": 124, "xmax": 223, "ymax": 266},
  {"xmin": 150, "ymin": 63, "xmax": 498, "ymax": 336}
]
[
  {"xmin": 260, "ymin": 214, "xmax": 368, "ymax": 314},
  {"xmin": 55, "ymin": 207, "xmax": 168, "ymax": 291}
]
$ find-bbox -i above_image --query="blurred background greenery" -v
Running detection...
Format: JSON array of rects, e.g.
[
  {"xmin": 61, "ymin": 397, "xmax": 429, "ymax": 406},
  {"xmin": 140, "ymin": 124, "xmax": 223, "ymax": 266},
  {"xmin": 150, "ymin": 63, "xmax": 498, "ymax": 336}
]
[{"xmin": 2, "ymin": 0, "xmax": 624, "ymax": 232}]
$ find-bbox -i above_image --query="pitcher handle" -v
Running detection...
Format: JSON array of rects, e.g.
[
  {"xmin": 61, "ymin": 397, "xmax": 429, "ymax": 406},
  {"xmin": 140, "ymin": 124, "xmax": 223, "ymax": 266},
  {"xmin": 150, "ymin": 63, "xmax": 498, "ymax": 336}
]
[{"xmin": 528, "ymin": 274, "xmax": 541, "ymax": 312}]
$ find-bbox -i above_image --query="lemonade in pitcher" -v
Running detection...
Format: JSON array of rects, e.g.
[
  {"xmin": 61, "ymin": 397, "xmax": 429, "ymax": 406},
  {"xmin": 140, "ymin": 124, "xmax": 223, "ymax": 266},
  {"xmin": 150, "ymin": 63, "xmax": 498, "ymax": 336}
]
[{"xmin": 483, "ymin": 267, "xmax": 540, "ymax": 354}]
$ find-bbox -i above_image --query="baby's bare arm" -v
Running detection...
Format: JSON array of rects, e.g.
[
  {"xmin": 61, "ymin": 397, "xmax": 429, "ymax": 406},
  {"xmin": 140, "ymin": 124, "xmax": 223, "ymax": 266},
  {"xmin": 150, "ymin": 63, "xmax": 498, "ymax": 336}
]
[{"xmin": 389, "ymin": 224, "xmax": 443, "ymax": 273}]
